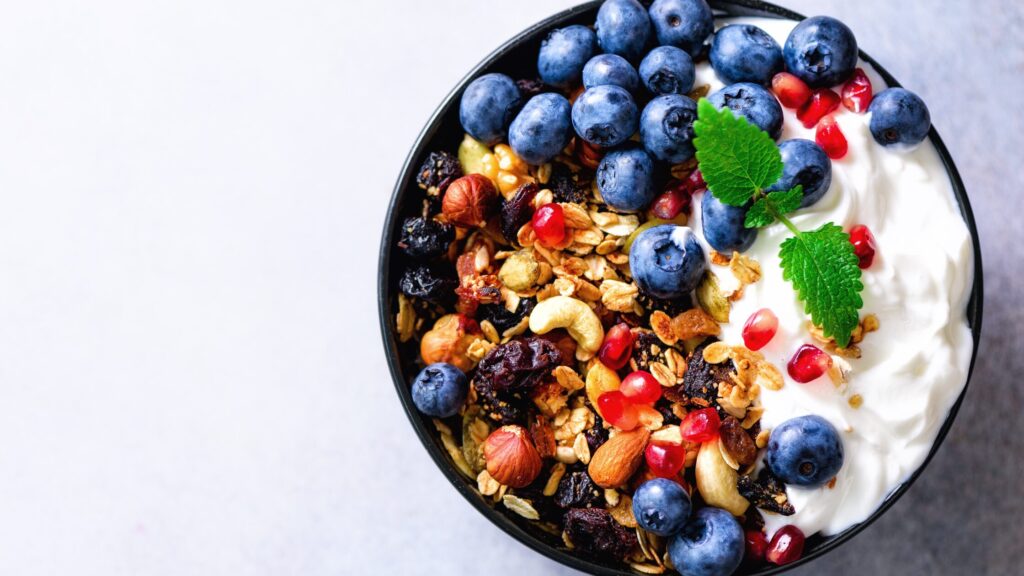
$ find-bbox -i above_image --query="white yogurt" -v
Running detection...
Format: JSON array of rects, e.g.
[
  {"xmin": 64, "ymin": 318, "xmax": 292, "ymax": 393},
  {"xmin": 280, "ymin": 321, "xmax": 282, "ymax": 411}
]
[{"xmin": 689, "ymin": 18, "xmax": 975, "ymax": 537}]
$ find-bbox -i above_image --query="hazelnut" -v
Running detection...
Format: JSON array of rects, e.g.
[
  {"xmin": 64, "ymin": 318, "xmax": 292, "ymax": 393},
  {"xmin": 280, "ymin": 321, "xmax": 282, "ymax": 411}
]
[
  {"xmin": 442, "ymin": 174, "xmax": 498, "ymax": 228},
  {"xmin": 483, "ymin": 425, "xmax": 542, "ymax": 488},
  {"xmin": 420, "ymin": 314, "xmax": 485, "ymax": 372}
]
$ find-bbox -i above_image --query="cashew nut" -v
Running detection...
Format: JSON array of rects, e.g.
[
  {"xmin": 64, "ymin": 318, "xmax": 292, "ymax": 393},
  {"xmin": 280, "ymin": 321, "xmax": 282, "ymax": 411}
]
[
  {"xmin": 695, "ymin": 439, "xmax": 750, "ymax": 517},
  {"xmin": 528, "ymin": 296, "xmax": 605, "ymax": 361}
]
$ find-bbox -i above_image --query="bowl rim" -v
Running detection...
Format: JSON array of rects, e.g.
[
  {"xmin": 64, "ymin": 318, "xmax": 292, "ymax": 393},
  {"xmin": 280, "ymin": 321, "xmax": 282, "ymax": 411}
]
[{"xmin": 377, "ymin": 1, "xmax": 984, "ymax": 574}]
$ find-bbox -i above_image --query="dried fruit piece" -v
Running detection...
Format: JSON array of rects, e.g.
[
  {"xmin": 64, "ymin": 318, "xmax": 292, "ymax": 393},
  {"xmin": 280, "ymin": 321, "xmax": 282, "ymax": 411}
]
[
  {"xmin": 554, "ymin": 470, "xmax": 603, "ymax": 509},
  {"xmin": 397, "ymin": 216, "xmax": 454, "ymax": 259},
  {"xmin": 678, "ymin": 340, "xmax": 734, "ymax": 408},
  {"xmin": 416, "ymin": 150, "xmax": 463, "ymax": 196},
  {"xmin": 549, "ymin": 162, "xmax": 589, "ymax": 204},
  {"xmin": 399, "ymin": 264, "xmax": 458, "ymax": 306},
  {"xmin": 483, "ymin": 425, "xmax": 543, "ymax": 488},
  {"xmin": 718, "ymin": 416, "xmax": 756, "ymax": 467},
  {"xmin": 737, "ymin": 470, "xmax": 795, "ymax": 515},
  {"xmin": 670, "ymin": 308, "xmax": 721, "ymax": 340},
  {"xmin": 476, "ymin": 337, "xmax": 563, "ymax": 394},
  {"xmin": 442, "ymin": 173, "xmax": 499, "ymax": 227},
  {"xmin": 500, "ymin": 182, "xmax": 539, "ymax": 242},
  {"xmin": 563, "ymin": 508, "xmax": 637, "ymax": 561},
  {"xmin": 476, "ymin": 298, "xmax": 535, "ymax": 334}
]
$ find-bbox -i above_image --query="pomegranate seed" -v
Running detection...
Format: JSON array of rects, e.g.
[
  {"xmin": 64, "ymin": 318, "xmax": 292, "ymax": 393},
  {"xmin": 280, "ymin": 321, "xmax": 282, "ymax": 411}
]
[
  {"xmin": 766, "ymin": 525, "xmax": 805, "ymax": 566},
  {"xmin": 598, "ymin": 323, "xmax": 634, "ymax": 370},
  {"xmin": 651, "ymin": 180, "xmax": 693, "ymax": 220},
  {"xmin": 620, "ymin": 371, "xmax": 662, "ymax": 405},
  {"xmin": 598, "ymin": 391, "xmax": 640, "ymax": 430},
  {"xmin": 744, "ymin": 530, "xmax": 769, "ymax": 563},
  {"xmin": 816, "ymin": 115, "xmax": 848, "ymax": 159},
  {"xmin": 679, "ymin": 407, "xmax": 721, "ymax": 442},
  {"xmin": 532, "ymin": 203, "xmax": 566, "ymax": 247},
  {"xmin": 771, "ymin": 72, "xmax": 812, "ymax": 109},
  {"xmin": 686, "ymin": 169, "xmax": 706, "ymax": 193},
  {"xmin": 645, "ymin": 441, "xmax": 687, "ymax": 478},
  {"xmin": 841, "ymin": 68, "xmax": 873, "ymax": 113},
  {"xmin": 742, "ymin": 308, "xmax": 778, "ymax": 351},
  {"xmin": 787, "ymin": 344, "xmax": 833, "ymax": 383},
  {"xmin": 797, "ymin": 88, "xmax": 841, "ymax": 128},
  {"xmin": 849, "ymin": 224, "xmax": 877, "ymax": 269}
]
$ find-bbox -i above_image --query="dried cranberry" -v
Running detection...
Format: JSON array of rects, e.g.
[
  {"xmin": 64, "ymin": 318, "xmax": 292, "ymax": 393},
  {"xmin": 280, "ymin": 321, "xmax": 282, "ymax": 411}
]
[
  {"xmin": 415, "ymin": 151, "xmax": 462, "ymax": 197},
  {"xmin": 501, "ymin": 183, "xmax": 539, "ymax": 242},
  {"xmin": 554, "ymin": 471, "xmax": 602, "ymax": 509},
  {"xmin": 549, "ymin": 163, "xmax": 589, "ymax": 204},
  {"xmin": 397, "ymin": 216, "xmax": 454, "ymax": 259},
  {"xmin": 563, "ymin": 508, "xmax": 636, "ymax": 560},
  {"xmin": 398, "ymin": 264, "xmax": 457, "ymax": 306},
  {"xmin": 475, "ymin": 337, "xmax": 563, "ymax": 394}
]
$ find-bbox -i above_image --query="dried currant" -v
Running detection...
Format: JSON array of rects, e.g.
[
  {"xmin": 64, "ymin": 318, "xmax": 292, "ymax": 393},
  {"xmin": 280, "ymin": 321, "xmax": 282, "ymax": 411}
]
[
  {"xmin": 738, "ymin": 469, "xmax": 795, "ymax": 516},
  {"xmin": 563, "ymin": 508, "xmax": 637, "ymax": 561},
  {"xmin": 501, "ymin": 182, "xmax": 539, "ymax": 242},
  {"xmin": 554, "ymin": 470, "xmax": 603, "ymax": 509},
  {"xmin": 475, "ymin": 337, "xmax": 563, "ymax": 395},
  {"xmin": 397, "ymin": 216, "xmax": 454, "ymax": 259},
  {"xmin": 675, "ymin": 339, "xmax": 735, "ymax": 410},
  {"xmin": 549, "ymin": 163, "xmax": 589, "ymax": 204},
  {"xmin": 477, "ymin": 298, "xmax": 535, "ymax": 334},
  {"xmin": 719, "ymin": 416, "xmax": 757, "ymax": 467},
  {"xmin": 416, "ymin": 151, "xmax": 462, "ymax": 197},
  {"xmin": 398, "ymin": 264, "xmax": 457, "ymax": 306},
  {"xmin": 585, "ymin": 413, "xmax": 610, "ymax": 452}
]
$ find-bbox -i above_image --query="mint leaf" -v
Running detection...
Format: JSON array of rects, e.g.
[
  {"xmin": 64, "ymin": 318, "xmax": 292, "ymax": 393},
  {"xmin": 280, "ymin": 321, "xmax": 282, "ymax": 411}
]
[
  {"xmin": 693, "ymin": 99, "xmax": 783, "ymax": 207},
  {"xmin": 768, "ymin": 186, "xmax": 803, "ymax": 215},
  {"xmin": 779, "ymin": 223, "xmax": 864, "ymax": 347},
  {"xmin": 743, "ymin": 186, "xmax": 804, "ymax": 229},
  {"xmin": 744, "ymin": 198, "xmax": 775, "ymax": 228}
]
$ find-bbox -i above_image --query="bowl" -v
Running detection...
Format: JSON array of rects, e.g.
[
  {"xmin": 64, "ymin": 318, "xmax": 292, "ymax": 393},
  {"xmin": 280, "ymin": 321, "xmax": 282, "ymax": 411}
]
[{"xmin": 377, "ymin": 1, "xmax": 984, "ymax": 574}]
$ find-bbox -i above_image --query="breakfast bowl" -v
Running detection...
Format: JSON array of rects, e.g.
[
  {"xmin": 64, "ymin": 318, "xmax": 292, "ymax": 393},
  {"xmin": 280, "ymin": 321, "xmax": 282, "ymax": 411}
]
[{"xmin": 378, "ymin": 1, "xmax": 983, "ymax": 574}]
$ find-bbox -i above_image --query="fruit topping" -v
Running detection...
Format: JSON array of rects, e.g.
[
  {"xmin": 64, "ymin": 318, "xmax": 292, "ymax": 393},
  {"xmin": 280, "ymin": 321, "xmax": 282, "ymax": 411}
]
[
  {"xmin": 554, "ymin": 470, "xmax": 603, "ymax": 509},
  {"xmin": 783, "ymin": 16, "xmax": 858, "ymax": 88},
  {"xmin": 718, "ymin": 416, "xmax": 756, "ymax": 466},
  {"xmin": 399, "ymin": 263, "xmax": 458, "ymax": 306},
  {"xmin": 639, "ymin": 45, "xmax": 695, "ymax": 96},
  {"xmin": 764, "ymin": 414, "xmax": 844, "ymax": 488},
  {"xmin": 640, "ymin": 94, "xmax": 699, "ymax": 164},
  {"xmin": 737, "ymin": 469, "xmax": 795, "ymax": 515},
  {"xmin": 531, "ymin": 203, "xmax": 567, "ymax": 247},
  {"xmin": 702, "ymin": 189, "xmax": 757, "ymax": 253},
  {"xmin": 744, "ymin": 529, "xmax": 769, "ymax": 564},
  {"xmin": 572, "ymin": 84, "xmax": 640, "ymax": 147},
  {"xmin": 563, "ymin": 508, "xmax": 637, "ymax": 561},
  {"xmin": 500, "ymin": 182, "xmax": 538, "ymax": 242},
  {"xmin": 796, "ymin": 88, "xmax": 840, "ymax": 128},
  {"xmin": 598, "ymin": 390, "xmax": 640, "ymax": 430},
  {"xmin": 598, "ymin": 323, "xmax": 635, "ymax": 370},
  {"xmin": 475, "ymin": 337, "xmax": 563, "ymax": 397},
  {"xmin": 628, "ymin": 224, "xmax": 707, "ymax": 299},
  {"xmin": 459, "ymin": 73, "xmax": 522, "ymax": 146},
  {"xmin": 620, "ymin": 371, "xmax": 663, "ymax": 405},
  {"xmin": 679, "ymin": 340, "xmax": 734, "ymax": 408},
  {"xmin": 651, "ymin": 178, "xmax": 694, "ymax": 220},
  {"xmin": 537, "ymin": 25, "xmax": 597, "ymax": 89},
  {"xmin": 766, "ymin": 524, "xmax": 805, "ymax": 566},
  {"xmin": 849, "ymin": 224, "xmax": 877, "ymax": 269},
  {"xmin": 597, "ymin": 146, "xmax": 657, "ymax": 212},
  {"xmin": 633, "ymin": 478, "xmax": 692, "ymax": 536},
  {"xmin": 416, "ymin": 151, "xmax": 463, "ymax": 197},
  {"xmin": 647, "ymin": 0, "xmax": 714, "ymax": 58},
  {"xmin": 397, "ymin": 216, "xmax": 454, "ymax": 259},
  {"xmin": 868, "ymin": 87, "xmax": 931, "ymax": 149},
  {"xmin": 667, "ymin": 507, "xmax": 745, "ymax": 576},
  {"xmin": 742, "ymin": 308, "xmax": 778, "ymax": 351},
  {"xmin": 708, "ymin": 82, "xmax": 783, "ymax": 139},
  {"xmin": 508, "ymin": 93, "xmax": 574, "ymax": 165},
  {"xmin": 770, "ymin": 71, "xmax": 811, "ymax": 109},
  {"xmin": 582, "ymin": 53, "xmax": 640, "ymax": 92},
  {"xmin": 841, "ymin": 67, "xmax": 872, "ymax": 113},
  {"xmin": 595, "ymin": 0, "xmax": 653, "ymax": 63},
  {"xmin": 645, "ymin": 440, "xmax": 687, "ymax": 478},
  {"xmin": 411, "ymin": 362, "xmax": 469, "ymax": 418},
  {"xmin": 679, "ymin": 407, "xmax": 720, "ymax": 442},
  {"xmin": 710, "ymin": 24, "xmax": 783, "ymax": 86},
  {"xmin": 815, "ymin": 115, "xmax": 848, "ymax": 160},
  {"xmin": 766, "ymin": 139, "xmax": 832, "ymax": 208},
  {"xmin": 548, "ymin": 162, "xmax": 589, "ymax": 204},
  {"xmin": 787, "ymin": 344, "xmax": 832, "ymax": 383}
]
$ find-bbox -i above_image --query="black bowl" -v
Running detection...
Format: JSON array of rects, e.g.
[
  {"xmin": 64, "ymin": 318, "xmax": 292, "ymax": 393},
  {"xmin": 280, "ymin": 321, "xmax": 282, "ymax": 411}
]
[{"xmin": 378, "ymin": 1, "xmax": 984, "ymax": 574}]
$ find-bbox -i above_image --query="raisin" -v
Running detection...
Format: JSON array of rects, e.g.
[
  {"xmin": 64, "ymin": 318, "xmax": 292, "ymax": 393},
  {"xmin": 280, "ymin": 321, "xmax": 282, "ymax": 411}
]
[
  {"xmin": 397, "ymin": 216, "xmax": 454, "ymax": 259},
  {"xmin": 416, "ymin": 151, "xmax": 462, "ymax": 197},
  {"xmin": 477, "ymin": 298, "xmax": 535, "ymax": 334},
  {"xmin": 636, "ymin": 290, "xmax": 694, "ymax": 317},
  {"xmin": 719, "ymin": 416, "xmax": 757, "ymax": 467},
  {"xmin": 475, "ymin": 337, "xmax": 563, "ymax": 395},
  {"xmin": 474, "ymin": 381, "xmax": 529, "ymax": 425},
  {"xmin": 738, "ymin": 469, "xmax": 795, "ymax": 516},
  {"xmin": 500, "ymin": 182, "xmax": 539, "ymax": 243},
  {"xmin": 554, "ymin": 470, "xmax": 603, "ymax": 509},
  {"xmin": 563, "ymin": 508, "xmax": 636, "ymax": 561},
  {"xmin": 398, "ymin": 264, "xmax": 457, "ymax": 306},
  {"xmin": 671, "ymin": 339, "xmax": 735, "ymax": 409},
  {"xmin": 585, "ymin": 414, "xmax": 609, "ymax": 452},
  {"xmin": 549, "ymin": 162, "xmax": 589, "ymax": 204},
  {"xmin": 516, "ymin": 78, "xmax": 550, "ymax": 99},
  {"xmin": 630, "ymin": 329, "xmax": 685, "ymax": 373}
]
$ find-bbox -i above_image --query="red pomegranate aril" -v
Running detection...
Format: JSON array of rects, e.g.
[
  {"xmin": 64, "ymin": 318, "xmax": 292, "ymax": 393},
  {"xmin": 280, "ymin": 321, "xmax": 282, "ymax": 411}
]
[
  {"xmin": 745, "ymin": 529, "xmax": 769, "ymax": 563},
  {"xmin": 598, "ymin": 391, "xmax": 640, "ymax": 430},
  {"xmin": 532, "ymin": 203, "xmax": 566, "ymax": 247},
  {"xmin": 679, "ymin": 407, "xmax": 721, "ymax": 442},
  {"xmin": 766, "ymin": 525, "xmax": 805, "ymax": 566},
  {"xmin": 771, "ymin": 72, "xmax": 812, "ymax": 109},
  {"xmin": 686, "ymin": 168, "xmax": 706, "ymax": 193},
  {"xmin": 849, "ymin": 224, "xmax": 877, "ymax": 269},
  {"xmin": 598, "ymin": 323, "xmax": 634, "ymax": 370},
  {"xmin": 797, "ymin": 88, "xmax": 841, "ymax": 128},
  {"xmin": 742, "ymin": 308, "xmax": 779, "ymax": 351},
  {"xmin": 651, "ymin": 181, "xmax": 693, "ymax": 220},
  {"xmin": 816, "ymin": 115, "xmax": 848, "ymax": 160},
  {"xmin": 645, "ymin": 441, "xmax": 687, "ymax": 478},
  {"xmin": 841, "ymin": 67, "xmax": 873, "ymax": 113},
  {"xmin": 787, "ymin": 344, "xmax": 833, "ymax": 383},
  {"xmin": 620, "ymin": 371, "xmax": 662, "ymax": 405}
]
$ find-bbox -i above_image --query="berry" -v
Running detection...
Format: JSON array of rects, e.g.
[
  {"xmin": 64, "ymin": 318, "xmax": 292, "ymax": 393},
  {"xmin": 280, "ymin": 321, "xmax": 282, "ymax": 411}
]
[
  {"xmin": 508, "ymin": 93, "xmax": 573, "ymax": 165},
  {"xmin": 646, "ymin": 441, "xmax": 687, "ymax": 478},
  {"xmin": 783, "ymin": 16, "xmax": 858, "ymax": 88},
  {"xmin": 411, "ymin": 362, "xmax": 469, "ymax": 418},
  {"xmin": 701, "ymin": 190, "xmax": 757, "ymax": 253},
  {"xmin": 651, "ymin": 180, "xmax": 693, "ymax": 220},
  {"xmin": 399, "ymin": 264, "xmax": 457, "ymax": 306},
  {"xmin": 582, "ymin": 53, "xmax": 640, "ymax": 92},
  {"xmin": 397, "ymin": 216, "xmax": 455, "ymax": 259},
  {"xmin": 596, "ymin": 146, "xmax": 657, "ymax": 212},
  {"xmin": 841, "ymin": 67, "xmax": 872, "ymax": 113},
  {"xmin": 595, "ymin": 0, "xmax": 653, "ymax": 63},
  {"xmin": 640, "ymin": 94, "xmax": 698, "ymax": 163},
  {"xmin": 767, "ymin": 138, "xmax": 833, "ymax": 208},
  {"xmin": 621, "ymin": 371, "xmax": 662, "ymax": 404},
  {"xmin": 598, "ymin": 390, "xmax": 640, "ymax": 430},
  {"xmin": 679, "ymin": 407, "xmax": 720, "ymax": 442},
  {"xmin": 415, "ymin": 151, "xmax": 463, "ymax": 196},
  {"xmin": 745, "ymin": 529, "xmax": 769, "ymax": 564},
  {"xmin": 742, "ymin": 308, "xmax": 778, "ymax": 351},
  {"xmin": 710, "ymin": 24, "xmax": 783, "ymax": 86},
  {"xmin": 816, "ymin": 115, "xmax": 848, "ymax": 159},
  {"xmin": 572, "ymin": 84, "xmax": 640, "ymax": 148},
  {"xmin": 537, "ymin": 25, "xmax": 598, "ymax": 89},
  {"xmin": 765, "ymin": 415, "xmax": 844, "ymax": 487},
  {"xmin": 787, "ymin": 344, "xmax": 832, "ymax": 383},
  {"xmin": 599, "ymin": 323, "xmax": 635, "ymax": 370},
  {"xmin": 796, "ymin": 88, "xmax": 841, "ymax": 128},
  {"xmin": 868, "ymin": 87, "xmax": 931, "ymax": 149},
  {"xmin": 532, "ymin": 203, "xmax": 567, "ymax": 247},
  {"xmin": 648, "ymin": 0, "xmax": 714, "ymax": 57},
  {"xmin": 639, "ymin": 46, "xmax": 695, "ymax": 96},
  {"xmin": 708, "ymin": 82, "xmax": 783, "ymax": 139},
  {"xmin": 849, "ymin": 224, "xmax": 877, "ymax": 268},
  {"xmin": 766, "ymin": 525, "xmax": 806, "ymax": 566},
  {"xmin": 628, "ymin": 224, "xmax": 707, "ymax": 299},
  {"xmin": 633, "ymin": 478, "xmax": 692, "ymax": 537},
  {"xmin": 771, "ymin": 71, "xmax": 811, "ymax": 109},
  {"xmin": 667, "ymin": 507, "xmax": 744, "ymax": 576},
  {"xmin": 459, "ymin": 73, "xmax": 522, "ymax": 146}
]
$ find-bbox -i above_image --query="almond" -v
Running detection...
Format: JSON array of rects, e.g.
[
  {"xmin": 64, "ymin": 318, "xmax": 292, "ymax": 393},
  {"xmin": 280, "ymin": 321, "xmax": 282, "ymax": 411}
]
[
  {"xmin": 588, "ymin": 428, "xmax": 650, "ymax": 488},
  {"xmin": 484, "ymin": 425, "xmax": 542, "ymax": 488}
]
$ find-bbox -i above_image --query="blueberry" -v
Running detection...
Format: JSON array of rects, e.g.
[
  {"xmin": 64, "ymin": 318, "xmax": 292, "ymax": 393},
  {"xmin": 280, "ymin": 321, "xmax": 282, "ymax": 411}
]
[
  {"xmin": 868, "ymin": 88, "xmax": 931, "ymax": 149},
  {"xmin": 667, "ymin": 507, "xmax": 744, "ymax": 576},
  {"xmin": 411, "ymin": 362, "xmax": 468, "ymax": 418},
  {"xmin": 538, "ymin": 25, "xmax": 598, "ymax": 89},
  {"xmin": 639, "ymin": 46, "xmax": 695, "ymax": 96},
  {"xmin": 597, "ymin": 146, "xmax": 656, "ymax": 212},
  {"xmin": 583, "ymin": 54, "xmax": 640, "ymax": 92},
  {"xmin": 459, "ymin": 73, "xmax": 522, "ymax": 146},
  {"xmin": 784, "ymin": 15, "xmax": 858, "ymax": 88},
  {"xmin": 509, "ymin": 93, "xmax": 573, "ymax": 165},
  {"xmin": 572, "ymin": 85, "xmax": 640, "ymax": 148},
  {"xmin": 632, "ymin": 478, "xmax": 691, "ymax": 537},
  {"xmin": 767, "ymin": 139, "xmax": 833, "ymax": 207},
  {"xmin": 701, "ymin": 190, "xmax": 757, "ymax": 253},
  {"xmin": 628, "ymin": 224, "xmax": 707, "ymax": 299},
  {"xmin": 709, "ymin": 24, "xmax": 783, "ymax": 86},
  {"xmin": 707, "ymin": 82, "xmax": 783, "ymax": 139},
  {"xmin": 648, "ymin": 0, "xmax": 714, "ymax": 57},
  {"xmin": 640, "ymin": 94, "xmax": 697, "ymax": 163},
  {"xmin": 595, "ymin": 0, "xmax": 653, "ymax": 63},
  {"xmin": 765, "ymin": 414, "xmax": 845, "ymax": 488}
]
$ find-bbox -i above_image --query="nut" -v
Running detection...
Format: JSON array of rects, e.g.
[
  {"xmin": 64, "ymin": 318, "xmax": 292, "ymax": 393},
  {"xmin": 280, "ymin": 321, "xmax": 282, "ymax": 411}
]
[
  {"xmin": 420, "ymin": 314, "xmax": 486, "ymax": 372},
  {"xmin": 442, "ymin": 173, "xmax": 498, "ymax": 228},
  {"xmin": 670, "ymin": 308, "xmax": 721, "ymax": 341},
  {"xmin": 588, "ymin": 428, "xmax": 650, "ymax": 488},
  {"xmin": 498, "ymin": 251, "xmax": 540, "ymax": 292},
  {"xmin": 695, "ymin": 439, "xmax": 749, "ymax": 516},
  {"xmin": 528, "ymin": 296, "xmax": 605, "ymax": 361},
  {"xmin": 483, "ymin": 425, "xmax": 542, "ymax": 488}
]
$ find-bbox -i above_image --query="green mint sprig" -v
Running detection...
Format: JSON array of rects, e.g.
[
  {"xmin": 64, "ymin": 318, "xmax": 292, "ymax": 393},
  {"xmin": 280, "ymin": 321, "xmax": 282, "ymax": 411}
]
[{"xmin": 693, "ymin": 99, "xmax": 863, "ymax": 347}]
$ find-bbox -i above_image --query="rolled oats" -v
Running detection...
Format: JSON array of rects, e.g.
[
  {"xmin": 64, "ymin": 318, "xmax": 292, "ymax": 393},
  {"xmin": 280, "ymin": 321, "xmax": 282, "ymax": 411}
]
[
  {"xmin": 502, "ymin": 495, "xmax": 540, "ymax": 520},
  {"xmin": 543, "ymin": 462, "xmax": 567, "ymax": 496},
  {"xmin": 396, "ymin": 293, "xmax": 416, "ymax": 343}
]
